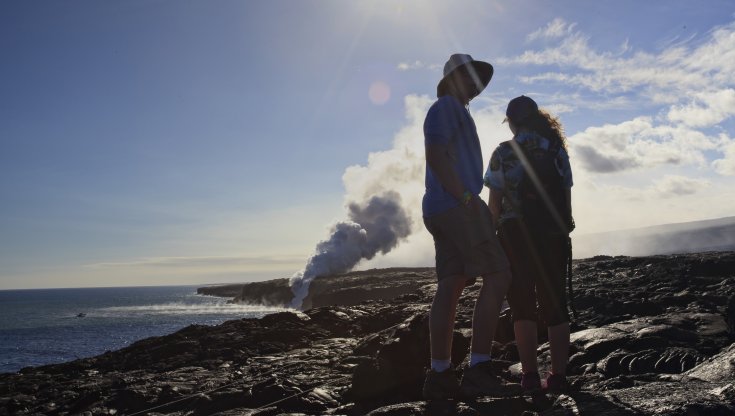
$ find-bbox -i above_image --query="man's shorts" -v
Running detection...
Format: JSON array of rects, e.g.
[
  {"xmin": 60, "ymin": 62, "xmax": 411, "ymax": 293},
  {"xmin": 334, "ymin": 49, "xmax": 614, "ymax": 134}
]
[{"xmin": 423, "ymin": 200, "xmax": 509, "ymax": 281}]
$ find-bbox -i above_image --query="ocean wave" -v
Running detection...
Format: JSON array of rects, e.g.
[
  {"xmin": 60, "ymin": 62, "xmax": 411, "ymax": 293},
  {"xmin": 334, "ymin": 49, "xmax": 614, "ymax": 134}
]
[{"xmin": 92, "ymin": 302, "xmax": 290, "ymax": 317}]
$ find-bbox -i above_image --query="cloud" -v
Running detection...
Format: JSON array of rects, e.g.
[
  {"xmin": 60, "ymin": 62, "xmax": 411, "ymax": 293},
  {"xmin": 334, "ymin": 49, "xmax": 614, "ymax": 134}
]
[
  {"xmin": 595, "ymin": 175, "xmax": 711, "ymax": 203},
  {"xmin": 667, "ymin": 89, "xmax": 735, "ymax": 127},
  {"xmin": 397, "ymin": 60, "xmax": 441, "ymax": 71},
  {"xmin": 500, "ymin": 20, "xmax": 735, "ymax": 104},
  {"xmin": 504, "ymin": 17, "xmax": 735, "ymax": 183},
  {"xmin": 85, "ymin": 255, "xmax": 304, "ymax": 270},
  {"xmin": 544, "ymin": 102, "xmax": 575, "ymax": 115},
  {"xmin": 652, "ymin": 175, "xmax": 711, "ymax": 197},
  {"xmin": 569, "ymin": 117, "xmax": 717, "ymax": 173},
  {"xmin": 527, "ymin": 18, "xmax": 577, "ymax": 42},
  {"xmin": 713, "ymin": 136, "xmax": 735, "ymax": 176}
]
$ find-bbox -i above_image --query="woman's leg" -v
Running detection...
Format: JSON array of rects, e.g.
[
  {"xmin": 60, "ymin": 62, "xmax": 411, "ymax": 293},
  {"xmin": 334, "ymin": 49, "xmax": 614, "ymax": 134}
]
[
  {"xmin": 499, "ymin": 220, "xmax": 539, "ymax": 374},
  {"xmin": 514, "ymin": 320, "xmax": 539, "ymax": 374},
  {"xmin": 548, "ymin": 322, "xmax": 570, "ymax": 375},
  {"xmin": 536, "ymin": 234, "xmax": 571, "ymax": 376}
]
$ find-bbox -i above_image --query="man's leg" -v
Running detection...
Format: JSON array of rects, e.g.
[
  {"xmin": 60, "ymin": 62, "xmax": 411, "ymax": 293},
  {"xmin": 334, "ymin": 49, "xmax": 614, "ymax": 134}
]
[
  {"xmin": 424, "ymin": 275, "xmax": 467, "ymax": 400},
  {"xmin": 430, "ymin": 275, "xmax": 468, "ymax": 365},
  {"xmin": 470, "ymin": 268, "xmax": 511, "ymax": 355},
  {"xmin": 460, "ymin": 268, "xmax": 523, "ymax": 397}
]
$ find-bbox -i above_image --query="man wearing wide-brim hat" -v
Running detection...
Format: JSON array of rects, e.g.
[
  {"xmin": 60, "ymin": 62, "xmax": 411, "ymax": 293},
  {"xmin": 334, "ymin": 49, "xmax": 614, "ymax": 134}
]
[{"xmin": 422, "ymin": 54, "xmax": 516, "ymax": 399}]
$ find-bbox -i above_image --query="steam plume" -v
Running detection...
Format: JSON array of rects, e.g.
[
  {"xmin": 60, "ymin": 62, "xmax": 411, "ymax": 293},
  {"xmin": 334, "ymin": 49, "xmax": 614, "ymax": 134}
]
[{"xmin": 289, "ymin": 191, "xmax": 412, "ymax": 309}]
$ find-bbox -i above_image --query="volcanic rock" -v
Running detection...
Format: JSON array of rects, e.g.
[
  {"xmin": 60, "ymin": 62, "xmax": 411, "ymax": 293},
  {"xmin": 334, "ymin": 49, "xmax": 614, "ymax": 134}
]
[
  {"xmin": 212, "ymin": 268, "xmax": 437, "ymax": 309},
  {"xmin": 1, "ymin": 252, "xmax": 734, "ymax": 415}
]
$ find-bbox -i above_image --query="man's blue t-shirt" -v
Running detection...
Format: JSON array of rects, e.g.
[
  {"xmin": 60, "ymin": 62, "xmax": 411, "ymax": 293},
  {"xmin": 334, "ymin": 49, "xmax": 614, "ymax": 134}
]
[{"xmin": 422, "ymin": 95, "xmax": 484, "ymax": 218}]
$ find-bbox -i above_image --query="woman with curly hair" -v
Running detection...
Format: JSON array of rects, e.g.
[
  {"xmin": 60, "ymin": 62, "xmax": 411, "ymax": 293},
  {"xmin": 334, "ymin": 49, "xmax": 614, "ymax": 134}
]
[{"xmin": 484, "ymin": 95, "xmax": 574, "ymax": 392}]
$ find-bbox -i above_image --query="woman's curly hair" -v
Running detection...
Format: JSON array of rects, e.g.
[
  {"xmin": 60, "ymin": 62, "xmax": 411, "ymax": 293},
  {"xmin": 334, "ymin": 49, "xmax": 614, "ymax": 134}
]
[{"xmin": 517, "ymin": 109, "xmax": 568, "ymax": 150}]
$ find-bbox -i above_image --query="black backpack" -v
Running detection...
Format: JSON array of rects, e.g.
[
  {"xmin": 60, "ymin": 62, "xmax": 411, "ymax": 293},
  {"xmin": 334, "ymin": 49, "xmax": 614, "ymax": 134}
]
[{"xmin": 507, "ymin": 138, "xmax": 574, "ymax": 236}]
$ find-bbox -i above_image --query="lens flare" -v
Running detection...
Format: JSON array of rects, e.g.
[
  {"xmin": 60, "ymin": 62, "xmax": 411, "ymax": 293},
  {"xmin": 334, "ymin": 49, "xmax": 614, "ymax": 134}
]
[{"xmin": 369, "ymin": 81, "xmax": 391, "ymax": 105}]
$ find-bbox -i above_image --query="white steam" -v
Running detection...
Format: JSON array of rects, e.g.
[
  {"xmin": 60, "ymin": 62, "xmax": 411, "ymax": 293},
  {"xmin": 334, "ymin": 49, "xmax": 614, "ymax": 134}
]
[{"xmin": 289, "ymin": 191, "xmax": 412, "ymax": 309}]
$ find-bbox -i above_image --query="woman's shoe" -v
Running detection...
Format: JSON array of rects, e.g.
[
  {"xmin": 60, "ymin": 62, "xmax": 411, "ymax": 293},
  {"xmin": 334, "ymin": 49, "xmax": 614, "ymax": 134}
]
[{"xmin": 520, "ymin": 371, "xmax": 541, "ymax": 390}]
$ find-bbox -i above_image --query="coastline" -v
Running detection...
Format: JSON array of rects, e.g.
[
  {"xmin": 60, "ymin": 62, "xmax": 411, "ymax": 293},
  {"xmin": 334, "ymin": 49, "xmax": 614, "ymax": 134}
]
[{"xmin": 1, "ymin": 253, "xmax": 733, "ymax": 415}]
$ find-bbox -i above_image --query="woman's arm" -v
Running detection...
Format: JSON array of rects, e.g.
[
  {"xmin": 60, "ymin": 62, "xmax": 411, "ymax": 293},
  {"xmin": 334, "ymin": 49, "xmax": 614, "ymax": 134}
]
[
  {"xmin": 489, "ymin": 188, "xmax": 503, "ymax": 227},
  {"xmin": 565, "ymin": 188, "xmax": 575, "ymax": 231}
]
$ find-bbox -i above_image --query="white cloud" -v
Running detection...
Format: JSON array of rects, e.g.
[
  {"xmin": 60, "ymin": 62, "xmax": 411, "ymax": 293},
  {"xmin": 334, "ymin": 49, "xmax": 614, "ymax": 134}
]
[
  {"xmin": 79, "ymin": 254, "xmax": 307, "ymax": 285},
  {"xmin": 85, "ymin": 255, "xmax": 305, "ymax": 270},
  {"xmin": 499, "ymin": 16, "xmax": 735, "ymax": 234},
  {"xmin": 569, "ymin": 117, "xmax": 717, "ymax": 173},
  {"xmin": 501, "ymin": 20, "xmax": 735, "ymax": 103},
  {"xmin": 544, "ymin": 102, "xmax": 574, "ymax": 115},
  {"xmin": 509, "ymin": 18, "xmax": 735, "ymax": 180},
  {"xmin": 397, "ymin": 60, "xmax": 441, "ymax": 71},
  {"xmin": 652, "ymin": 175, "xmax": 711, "ymax": 197},
  {"xmin": 569, "ymin": 167, "xmax": 732, "ymax": 234},
  {"xmin": 527, "ymin": 18, "xmax": 577, "ymax": 42},
  {"xmin": 713, "ymin": 136, "xmax": 735, "ymax": 176},
  {"xmin": 667, "ymin": 89, "xmax": 735, "ymax": 127}
]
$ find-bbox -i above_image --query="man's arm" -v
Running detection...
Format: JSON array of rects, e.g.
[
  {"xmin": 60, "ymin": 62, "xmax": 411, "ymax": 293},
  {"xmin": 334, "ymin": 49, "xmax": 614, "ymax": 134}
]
[{"xmin": 425, "ymin": 143, "xmax": 466, "ymax": 202}]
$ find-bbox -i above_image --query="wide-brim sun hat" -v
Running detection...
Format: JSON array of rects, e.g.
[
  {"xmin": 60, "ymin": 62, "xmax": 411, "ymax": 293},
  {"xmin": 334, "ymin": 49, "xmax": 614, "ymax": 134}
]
[{"xmin": 437, "ymin": 54, "xmax": 494, "ymax": 98}]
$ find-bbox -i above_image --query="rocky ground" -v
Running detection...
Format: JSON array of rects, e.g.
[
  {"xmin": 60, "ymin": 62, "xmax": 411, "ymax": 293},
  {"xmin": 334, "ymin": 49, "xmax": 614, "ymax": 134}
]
[{"xmin": 2, "ymin": 252, "xmax": 734, "ymax": 415}]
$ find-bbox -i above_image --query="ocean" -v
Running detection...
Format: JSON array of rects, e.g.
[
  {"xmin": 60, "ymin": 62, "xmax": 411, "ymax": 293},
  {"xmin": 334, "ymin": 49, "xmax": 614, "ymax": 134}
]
[{"xmin": 0, "ymin": 285, "xmax": 287, "ymax": 374}]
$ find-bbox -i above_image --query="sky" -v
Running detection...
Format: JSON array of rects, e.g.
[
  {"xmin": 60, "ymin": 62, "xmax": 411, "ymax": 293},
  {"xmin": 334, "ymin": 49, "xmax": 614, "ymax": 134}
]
[{"xmin": 1, "ymin": 0, "xmax": 734, "ymax": 289}]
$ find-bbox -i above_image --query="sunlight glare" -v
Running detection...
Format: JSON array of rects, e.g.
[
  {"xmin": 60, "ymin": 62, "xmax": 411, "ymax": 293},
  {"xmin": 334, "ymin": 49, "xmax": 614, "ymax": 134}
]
[{"xmin": 369, "ymin": 81, "xmax": 391, "ymax": 105}]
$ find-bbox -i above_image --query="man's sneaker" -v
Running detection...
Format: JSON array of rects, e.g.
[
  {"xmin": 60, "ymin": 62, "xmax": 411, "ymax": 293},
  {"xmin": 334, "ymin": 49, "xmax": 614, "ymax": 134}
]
[
  {"xmin": 543, "ymin": 373, "xmax": 568, "ymax": 393},
  {"xmin": 460, "ymin": 361, "xmax": 522, "ymax": 398},
  {"xmin": 520, "ymin": 371, "xmax": 541, "ymax": 391},
  {"xmin": 423, "ymin": 367, "xmax": 460, "ymax": 400}
]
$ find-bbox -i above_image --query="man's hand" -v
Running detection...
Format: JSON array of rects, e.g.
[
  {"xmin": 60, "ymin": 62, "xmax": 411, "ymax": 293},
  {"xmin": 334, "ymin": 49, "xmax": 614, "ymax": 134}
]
[{"xmin": 464, "ymin": 193, "xmax": 487, "ymax": 217}]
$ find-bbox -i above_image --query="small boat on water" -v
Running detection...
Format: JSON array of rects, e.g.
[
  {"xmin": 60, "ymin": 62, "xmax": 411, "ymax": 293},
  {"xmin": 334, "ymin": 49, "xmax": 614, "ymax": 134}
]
[{"xmin": 76, "ymin": 313, "xmax": 86, "ymax": 318}]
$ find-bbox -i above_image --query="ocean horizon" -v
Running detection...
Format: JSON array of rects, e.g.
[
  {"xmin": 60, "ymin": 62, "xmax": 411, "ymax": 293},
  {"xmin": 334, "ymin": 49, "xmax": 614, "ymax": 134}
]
[{"xmin": 0, "ymin": 285, "xmax": 288, "ymax": 374}]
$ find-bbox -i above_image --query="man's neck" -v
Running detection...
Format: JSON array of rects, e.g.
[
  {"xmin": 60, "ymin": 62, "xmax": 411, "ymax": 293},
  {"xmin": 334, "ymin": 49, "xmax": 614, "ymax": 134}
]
[{"xmin": 447, "ymin": 91, "xmax": 470, "ymax": 106}]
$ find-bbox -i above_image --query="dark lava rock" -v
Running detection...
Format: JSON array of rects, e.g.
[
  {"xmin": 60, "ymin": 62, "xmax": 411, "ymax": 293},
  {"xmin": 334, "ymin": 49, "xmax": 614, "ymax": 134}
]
[
  {"xmin": 1, "ymin": 252, "xmax": 734, "ymax": 415},
  {"xmin": 726, "ymin": 294, "xmax": 735, "ymax": 339},
  {"xmin": 228, "ymin": 268, "xmax": 436, "ymax": 309}
]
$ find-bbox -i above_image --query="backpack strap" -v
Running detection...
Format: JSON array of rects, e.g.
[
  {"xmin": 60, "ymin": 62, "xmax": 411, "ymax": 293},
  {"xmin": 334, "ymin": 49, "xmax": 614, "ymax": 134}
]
[{"xmin": 567, "ymin": 236, "xmax": 578, "ymax": 320}]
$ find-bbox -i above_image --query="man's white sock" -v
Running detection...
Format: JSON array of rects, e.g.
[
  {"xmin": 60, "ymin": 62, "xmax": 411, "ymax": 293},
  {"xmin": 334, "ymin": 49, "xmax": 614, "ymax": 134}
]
[
  {"xmin": 470, "ymin": 353, "xmax": 491, "ymax": 367},
  {"xmin": 430, "ymin": 359, "xmax": 451, "ymax": 372}
]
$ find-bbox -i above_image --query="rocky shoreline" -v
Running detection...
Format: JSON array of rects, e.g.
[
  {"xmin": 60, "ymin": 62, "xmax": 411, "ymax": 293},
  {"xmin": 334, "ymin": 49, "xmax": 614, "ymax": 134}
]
[
  {"xmin": 197, "ymin": 267, "xmax": 436, "ymax": 309},
  {"xmin": 2, "ymin": 252, "xmax": 734, "ymax": 415}
]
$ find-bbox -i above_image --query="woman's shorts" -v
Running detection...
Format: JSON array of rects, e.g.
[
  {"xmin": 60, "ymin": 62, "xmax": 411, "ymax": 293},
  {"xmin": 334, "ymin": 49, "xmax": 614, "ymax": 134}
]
[
  {"xmin": 424, "ymin": 201, "xmax": 509, "ymax": 281},
  {"xmin": 499, "ymin": 218, "xmax": 569, "ymax": 326}
]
